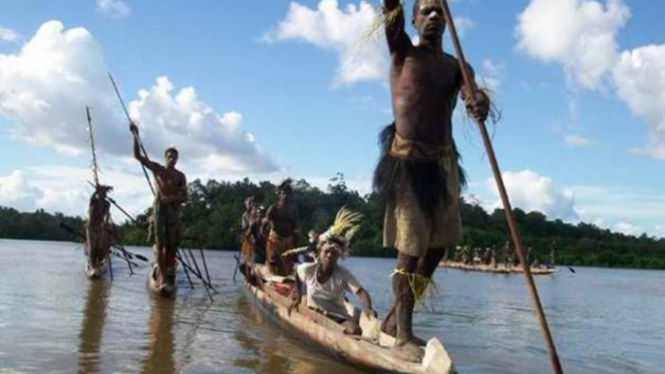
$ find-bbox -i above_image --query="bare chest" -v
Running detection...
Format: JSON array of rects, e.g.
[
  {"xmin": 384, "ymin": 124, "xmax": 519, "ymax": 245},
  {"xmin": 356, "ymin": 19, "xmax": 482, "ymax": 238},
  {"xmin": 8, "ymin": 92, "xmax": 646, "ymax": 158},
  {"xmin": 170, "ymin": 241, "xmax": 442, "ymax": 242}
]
[
  {"xmin": 156, "ymin": 169, "xmax": 182, "ymax": 191},
  {"xmin": 393, "ymin": 53, "xmax": 460, "ymax": 96}
]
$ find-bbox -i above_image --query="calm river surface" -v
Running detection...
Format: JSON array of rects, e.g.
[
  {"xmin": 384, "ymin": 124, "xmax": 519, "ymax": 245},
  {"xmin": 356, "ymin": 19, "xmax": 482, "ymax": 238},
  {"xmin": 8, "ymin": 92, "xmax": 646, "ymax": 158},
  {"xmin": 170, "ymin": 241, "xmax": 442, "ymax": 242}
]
[{"xmin": 0, "ymin": 239, "xmax": 663, "ymax": 374}]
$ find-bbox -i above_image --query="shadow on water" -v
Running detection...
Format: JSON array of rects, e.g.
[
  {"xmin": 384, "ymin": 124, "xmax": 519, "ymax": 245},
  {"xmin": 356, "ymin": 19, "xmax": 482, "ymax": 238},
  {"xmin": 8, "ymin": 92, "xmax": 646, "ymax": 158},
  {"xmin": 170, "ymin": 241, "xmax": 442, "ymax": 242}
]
[
  {"xmin": 77, "ymin": 280, "xmax": 111, "ymax": 374},
  {"xmin": 140, "ymin": 295, "xmax": 176, "ymax": 374}
]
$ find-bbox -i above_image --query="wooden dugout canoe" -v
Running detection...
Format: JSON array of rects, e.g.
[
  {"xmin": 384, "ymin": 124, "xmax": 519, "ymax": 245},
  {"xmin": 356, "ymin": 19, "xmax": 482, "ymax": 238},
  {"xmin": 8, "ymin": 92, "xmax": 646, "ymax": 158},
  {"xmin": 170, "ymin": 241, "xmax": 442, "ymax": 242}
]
[
  {"xmin": 148, "ymin": 264, "xmax": 177, "ymax": 298},
  {"xmin": 85, "ymin": 242, "xmax": 110, "ymax": 280},
  {"xmin": 85, "ymin": 258, "xmax": 109, "ymax": 280},
  {"xmin": 439, "ymin": 261, "xmax": 558, "ymax": 275},
  {"xmin": 242, "ymin": 271, "xmax": 457, "ymax": 374}
]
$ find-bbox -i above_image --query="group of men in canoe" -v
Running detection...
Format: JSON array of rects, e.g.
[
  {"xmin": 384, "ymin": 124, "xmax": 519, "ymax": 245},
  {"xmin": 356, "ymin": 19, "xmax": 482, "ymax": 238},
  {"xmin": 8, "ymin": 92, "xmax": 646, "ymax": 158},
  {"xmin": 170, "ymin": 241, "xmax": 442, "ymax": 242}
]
[{"xmin": 83, "ymin": 0, "xmax": 490, "ymax": 361}]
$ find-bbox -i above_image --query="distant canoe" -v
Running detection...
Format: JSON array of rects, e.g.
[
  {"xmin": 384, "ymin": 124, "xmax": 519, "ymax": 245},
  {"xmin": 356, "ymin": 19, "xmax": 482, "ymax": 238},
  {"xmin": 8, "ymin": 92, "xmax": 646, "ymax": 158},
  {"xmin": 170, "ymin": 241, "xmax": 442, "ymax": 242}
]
[
  {"xmin": 439, "ymin": 261, "xmax": 558, "ymax": 275},
  {"xmin": 242, "ymin": 267, "xmax": 457, "ymax": 374}
]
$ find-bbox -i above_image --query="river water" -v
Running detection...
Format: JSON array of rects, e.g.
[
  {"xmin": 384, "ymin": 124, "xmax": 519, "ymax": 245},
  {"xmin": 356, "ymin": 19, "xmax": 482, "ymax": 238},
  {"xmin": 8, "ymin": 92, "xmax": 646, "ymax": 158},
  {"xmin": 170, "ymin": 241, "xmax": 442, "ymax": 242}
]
[{"xmin": 0, "ymin": 239, "xmax": 663, "ymax": 374}]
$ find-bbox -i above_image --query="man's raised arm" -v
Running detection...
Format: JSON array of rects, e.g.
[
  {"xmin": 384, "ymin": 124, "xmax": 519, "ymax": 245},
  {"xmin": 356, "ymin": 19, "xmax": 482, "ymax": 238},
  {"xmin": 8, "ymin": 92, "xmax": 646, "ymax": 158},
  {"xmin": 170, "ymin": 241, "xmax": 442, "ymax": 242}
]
[
  {"xmin": 129, "ymin": 123, "xmax": 159, "ymax": 172},
  {"xmin": 384, "ymin": 0, "xmax": 411, "ymax": 56}
]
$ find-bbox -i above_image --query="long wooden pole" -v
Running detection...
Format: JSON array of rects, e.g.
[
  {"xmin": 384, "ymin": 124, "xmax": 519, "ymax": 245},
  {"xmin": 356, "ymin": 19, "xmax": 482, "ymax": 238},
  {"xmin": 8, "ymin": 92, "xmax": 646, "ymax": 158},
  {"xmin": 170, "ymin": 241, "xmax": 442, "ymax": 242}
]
[
  {"xmin": 440, "ymin": 2, "xmax": 563, "ymax": 373},
  {"xmin": 86, "ymin": 107, "xmax": 100, "ymax": 187},
  {"xmin": 108, "ymin": 72, "xmax": 156, "ymax": 197}
]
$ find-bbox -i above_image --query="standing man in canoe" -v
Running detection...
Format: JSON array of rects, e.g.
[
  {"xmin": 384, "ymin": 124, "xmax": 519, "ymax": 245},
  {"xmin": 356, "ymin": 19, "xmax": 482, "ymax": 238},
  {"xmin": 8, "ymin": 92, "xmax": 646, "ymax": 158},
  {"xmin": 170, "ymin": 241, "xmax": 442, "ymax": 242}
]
[
  {"xmin": 240, "ymin": 196, "xmax": 256, "ymax": 263},
  {"xmin": 241, "ymin": 197, "xmax": 268, "ymax": 264},
  {"xmin": 130, "ymin": 123, "xmax": 188, "ymax": 289},
  {"xmin": 86, "ymin": 184, "xmax": 113, "ymax": 272},
  {"xmin": 265, "ymin": 179, "xmax": 299, "ymax": 276},
  {"xmin": 373, "ymin": 0, "xmax": 490, "ymax": 359}
]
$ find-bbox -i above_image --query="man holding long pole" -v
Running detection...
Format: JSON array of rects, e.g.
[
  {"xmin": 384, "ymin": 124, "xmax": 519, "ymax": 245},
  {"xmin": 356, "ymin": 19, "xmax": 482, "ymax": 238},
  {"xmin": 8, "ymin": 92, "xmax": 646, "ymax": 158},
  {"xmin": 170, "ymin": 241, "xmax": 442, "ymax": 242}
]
[
  {"xmin": 373, "ymin": 0, "xmax": 489, "ymax": 360},
  {"xmin": 375, "ymin": 1, "xmax": 564, "ymax": 372},
  {"xmin": 129, "ymin": 123, "xmax": 188, "ymax": 292}
]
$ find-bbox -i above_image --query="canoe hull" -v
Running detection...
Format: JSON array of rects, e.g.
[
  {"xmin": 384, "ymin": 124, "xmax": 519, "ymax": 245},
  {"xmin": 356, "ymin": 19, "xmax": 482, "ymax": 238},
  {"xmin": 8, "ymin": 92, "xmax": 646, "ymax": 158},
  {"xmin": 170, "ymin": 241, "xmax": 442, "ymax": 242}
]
[
  {"xmin": 85, "ymin": 261, "xmax": 109, "ymax": 280},
  {"xmin": 148, "ymin": 264, "xmax": 176, "ymax": 298},
  {"xmin": 242, "ymin": 274, "xmax": 456, "ymax": 374}
]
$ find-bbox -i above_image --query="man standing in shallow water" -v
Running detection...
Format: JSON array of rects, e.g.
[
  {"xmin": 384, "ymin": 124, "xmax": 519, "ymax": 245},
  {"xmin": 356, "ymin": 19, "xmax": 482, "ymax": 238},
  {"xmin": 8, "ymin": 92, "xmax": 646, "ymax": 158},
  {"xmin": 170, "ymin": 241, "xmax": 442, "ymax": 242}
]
[
  {"xmin": 130, "ymin": 123, "xmax": 187, "ymax": 289},
  {"xmin": 373, "ymin": 0, "xmax": 490, "ymax": 359}
]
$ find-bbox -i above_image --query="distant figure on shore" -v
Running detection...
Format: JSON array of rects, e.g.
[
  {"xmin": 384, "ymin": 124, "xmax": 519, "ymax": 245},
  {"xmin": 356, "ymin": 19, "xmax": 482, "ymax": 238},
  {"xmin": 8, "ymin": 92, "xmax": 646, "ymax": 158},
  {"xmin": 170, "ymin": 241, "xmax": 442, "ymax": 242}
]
[
  {"xmin": 549, "ymin": 240, "xmax": 557, "ymax": 268},
  {"xmin": 130, "ymin": 123, "xmax": 187, "ymax": 290},
  {"xmin": 86, "ymin": 184, "xmax": 113, "ymax": 270},
  {"xmin": 503, "ymin": 241, "xmax": 511, "ymax": 268},
  {"xmin": 372, "ymin": 0, "xmax": 490, "ymax": 360},
  {"xmin": 265, "ymin": 179, "xmax": 299, "ymax": 276}
]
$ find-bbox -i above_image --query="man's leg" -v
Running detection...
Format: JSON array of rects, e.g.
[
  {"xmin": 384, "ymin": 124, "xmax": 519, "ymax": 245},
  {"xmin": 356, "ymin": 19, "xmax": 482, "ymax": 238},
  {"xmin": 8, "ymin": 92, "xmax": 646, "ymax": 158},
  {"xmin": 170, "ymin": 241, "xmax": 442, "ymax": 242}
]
[
  {"xmin": 164, "ymin": 244, "xmax": 177, "ymax": 285},
  {"xmin": 393, "ymin": 253, "xmax": 419, "ymax": 348},
  {"xmin": 416, "ymin": 247, "xmax": 447, "ymax": 279},
  {"xmin": 156, "ymin": 244, "xmax": 167, "ymax": 285}
]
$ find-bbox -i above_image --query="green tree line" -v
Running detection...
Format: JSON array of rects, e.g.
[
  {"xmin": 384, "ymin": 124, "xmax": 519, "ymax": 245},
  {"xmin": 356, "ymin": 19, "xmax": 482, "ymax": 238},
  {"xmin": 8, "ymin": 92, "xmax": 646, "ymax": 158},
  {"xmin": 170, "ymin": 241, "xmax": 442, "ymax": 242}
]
[{"xmin": 1, "ymin": 176, "xmax": 664, "ymax": 269}]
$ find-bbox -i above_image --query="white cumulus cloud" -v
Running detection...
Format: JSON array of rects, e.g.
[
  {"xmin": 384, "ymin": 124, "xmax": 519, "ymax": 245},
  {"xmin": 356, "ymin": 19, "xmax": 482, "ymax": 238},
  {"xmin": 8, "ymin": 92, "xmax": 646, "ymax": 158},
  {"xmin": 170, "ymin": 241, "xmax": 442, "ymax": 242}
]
[
  {"xmin": 0, "ymin": 20, "xmax": 277, "ymax": 174},
  {"xmin": 96, "ymin": 0, "xmax": 131, "ymax": 19},
  {"xmin": 0, "ymin": 167, "xmax": 152, "ymax": 218},
  {"xmin": 265, "ymin": 1, "xmax": 478, "ymax": 87},
  {"xmin": 485, "ymin": 170, "xmax": 578, "ymax": 220},
  {"xmin": 516, "ymin": 0, "xmax": 630, "ymax": 89},
  {"xmin": 517, "ymin": 0, "xmax": 665, "ymax": 161},
  {"xmin": 128, "ymin": 77, "xmax": 277, "ymax": 173},
  {"xmin": 613, "ymin": 45, "xmax": 665, "ymax": 159},
  {"xmin": 263, "ymin": 0, "xmax": 385, "ymax": 86},
  {"xmin": 0, "ymin": 171, "xmax": 42, "ymax": 211},
  {"xmin": 0, "ymin": 26, "xmax": 20, "ymax": 42}
]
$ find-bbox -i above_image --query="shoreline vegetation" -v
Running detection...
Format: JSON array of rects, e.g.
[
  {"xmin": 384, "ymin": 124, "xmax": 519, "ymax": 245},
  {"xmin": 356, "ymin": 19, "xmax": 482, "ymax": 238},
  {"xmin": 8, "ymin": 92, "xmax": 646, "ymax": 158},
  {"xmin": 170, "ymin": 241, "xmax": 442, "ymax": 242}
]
[{"xmin": 1, "ymin": 176, "xmax": 663, "ymax": 270}]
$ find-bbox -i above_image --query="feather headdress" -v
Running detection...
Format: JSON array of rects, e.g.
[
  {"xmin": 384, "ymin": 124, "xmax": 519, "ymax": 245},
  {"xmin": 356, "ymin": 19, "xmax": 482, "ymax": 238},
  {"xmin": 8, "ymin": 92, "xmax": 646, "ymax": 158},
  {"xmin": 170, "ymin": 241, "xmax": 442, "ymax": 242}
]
[{"xmin": 318, "ymin": 206, "xmax": 363, "ymax": 254}]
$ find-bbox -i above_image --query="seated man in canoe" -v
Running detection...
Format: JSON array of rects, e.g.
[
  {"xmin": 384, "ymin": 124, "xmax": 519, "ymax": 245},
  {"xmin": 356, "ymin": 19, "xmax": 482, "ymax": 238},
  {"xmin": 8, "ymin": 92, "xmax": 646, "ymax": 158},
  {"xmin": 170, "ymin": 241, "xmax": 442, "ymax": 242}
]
[
  {"xmin": 85, "ymin": 184, "xmax": 113, "ymax": 274},
  {"xmin": 265, "ymin": 179, "xmax": 299, "ymax": 275},
  {"xmin": 289, "ymin": 208, "xmax": 375, "ymax": 335}
]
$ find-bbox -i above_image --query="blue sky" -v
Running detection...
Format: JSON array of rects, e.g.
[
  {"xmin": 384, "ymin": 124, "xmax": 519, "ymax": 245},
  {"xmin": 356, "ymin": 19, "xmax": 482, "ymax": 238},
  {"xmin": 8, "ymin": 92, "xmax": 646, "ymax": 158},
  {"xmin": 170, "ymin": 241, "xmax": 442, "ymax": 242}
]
[{"xmin": 0, "ymin": 0, "xmax": 664, "ymax": 238}]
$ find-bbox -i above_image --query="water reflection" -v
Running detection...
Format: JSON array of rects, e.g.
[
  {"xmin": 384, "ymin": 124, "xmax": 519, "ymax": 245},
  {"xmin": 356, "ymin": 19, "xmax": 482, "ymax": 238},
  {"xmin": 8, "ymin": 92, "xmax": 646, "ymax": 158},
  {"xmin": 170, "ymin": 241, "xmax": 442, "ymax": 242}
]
[
  {"xmin": 234, "ymin": 297, "xmax": 292, "ymax": 374},
  {"xmin": 234, "ymin": 295, "xmax": 367, "ymax": 374},
  {"xmin": 141, "ymin": 295, "xmax": 176, "ymax": 374},
  {"xmin": 78, "ymin": 280, "xmax": 111, "ymax": 374}
]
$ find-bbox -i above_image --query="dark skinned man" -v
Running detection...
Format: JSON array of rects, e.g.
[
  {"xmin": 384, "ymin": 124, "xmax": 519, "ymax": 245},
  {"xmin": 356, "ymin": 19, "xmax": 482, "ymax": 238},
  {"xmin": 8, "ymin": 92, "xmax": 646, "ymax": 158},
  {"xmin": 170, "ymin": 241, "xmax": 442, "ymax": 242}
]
[
  {"xmin": 265, "ymin": 179, "xmax": 299, "ymax": 276},
  {"xmin": 86, "ymin": 184, "xmax": 113, "ymax": 271},
  {"xmin": 130, "ymin": 123, "xmax": 187, "ymax": 290},
  {"xmin": 373, "ymin": 0, "xmax": 490, "ymax": 360}
]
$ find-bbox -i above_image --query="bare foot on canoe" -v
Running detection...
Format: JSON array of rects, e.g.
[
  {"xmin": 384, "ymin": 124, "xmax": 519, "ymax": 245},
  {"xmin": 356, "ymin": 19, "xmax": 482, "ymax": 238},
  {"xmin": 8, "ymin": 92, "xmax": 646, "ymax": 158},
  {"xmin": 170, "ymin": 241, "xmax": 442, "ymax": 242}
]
[
  {"xmin": 392, "ymin": 340, "xmax": 424, "ymax": 362},
  {"xmin": 380, "ymin": 313, "xmax": 427, "ymax": 346}
]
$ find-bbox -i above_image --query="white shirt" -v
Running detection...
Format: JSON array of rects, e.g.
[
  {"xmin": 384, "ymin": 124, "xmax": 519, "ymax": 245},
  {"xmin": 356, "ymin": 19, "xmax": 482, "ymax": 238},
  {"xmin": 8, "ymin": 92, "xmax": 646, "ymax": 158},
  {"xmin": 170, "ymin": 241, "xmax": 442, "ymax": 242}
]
[{"xmin": 296, "ymin": 262, "xmax": 363, "ymax": 318}]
